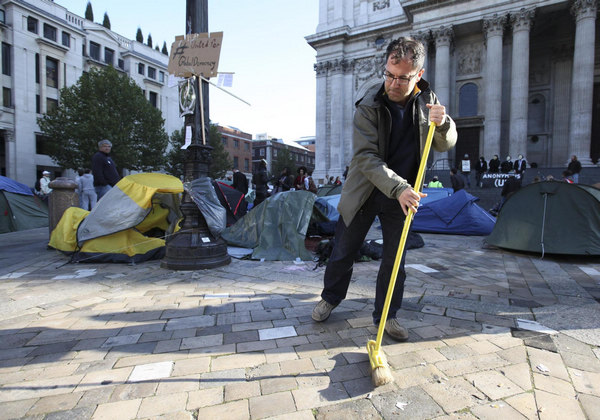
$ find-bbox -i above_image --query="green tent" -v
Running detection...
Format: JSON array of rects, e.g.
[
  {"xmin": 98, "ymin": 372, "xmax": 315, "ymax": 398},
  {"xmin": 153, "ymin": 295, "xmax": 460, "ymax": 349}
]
[
  {"xmin": 486, "ymin": 181, "xmax": 600, "ymax": 256},
  {"xmin": 0, "ymin": 176, "xmax": 48, "ymax": 234},
  {"xmin": 221, "ymin": 190, "xmax": 316, "ymax": 261}
]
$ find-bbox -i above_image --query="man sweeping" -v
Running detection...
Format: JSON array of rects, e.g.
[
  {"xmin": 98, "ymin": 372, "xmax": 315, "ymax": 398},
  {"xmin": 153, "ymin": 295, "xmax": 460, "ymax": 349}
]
[{"xmin": 312, "ymin": 37, "xmax": 457, "ymax": 341}]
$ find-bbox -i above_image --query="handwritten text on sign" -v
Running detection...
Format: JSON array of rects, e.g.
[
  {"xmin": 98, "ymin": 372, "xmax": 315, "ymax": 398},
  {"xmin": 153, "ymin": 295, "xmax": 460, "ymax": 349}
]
[{"xmin": 168, "ymin": 32, "xmax": 223, "ymax": 78}]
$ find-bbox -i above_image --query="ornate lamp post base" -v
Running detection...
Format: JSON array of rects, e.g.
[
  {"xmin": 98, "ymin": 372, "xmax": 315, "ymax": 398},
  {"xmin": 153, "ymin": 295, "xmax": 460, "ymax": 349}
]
[{"xmin": 161, "ymin": 201, "xmax": 230, "ymax": 270}]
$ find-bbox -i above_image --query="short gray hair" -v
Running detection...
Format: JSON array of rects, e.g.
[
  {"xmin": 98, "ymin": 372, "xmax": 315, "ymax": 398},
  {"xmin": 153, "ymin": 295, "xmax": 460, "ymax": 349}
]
[{"xmin": 98, "ymin": 139, "xmax": 112, "ymax": 147}]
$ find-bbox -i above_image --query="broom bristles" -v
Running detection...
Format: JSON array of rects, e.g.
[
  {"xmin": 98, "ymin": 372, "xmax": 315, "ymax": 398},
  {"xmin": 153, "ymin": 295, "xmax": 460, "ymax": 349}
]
[
  {"xmin": 372, "ymin": 364, "xmax": 394, "ymax": 386},
  {"xmin": 369, "ymin": 346, "xmax": 394, "ymax": 386}
]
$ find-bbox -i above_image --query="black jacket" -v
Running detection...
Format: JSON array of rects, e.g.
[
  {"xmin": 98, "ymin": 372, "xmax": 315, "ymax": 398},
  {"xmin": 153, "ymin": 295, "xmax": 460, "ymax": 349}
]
[{"xmin": 92, "ymin": 151, "xmax": 120, "ymax": 187}]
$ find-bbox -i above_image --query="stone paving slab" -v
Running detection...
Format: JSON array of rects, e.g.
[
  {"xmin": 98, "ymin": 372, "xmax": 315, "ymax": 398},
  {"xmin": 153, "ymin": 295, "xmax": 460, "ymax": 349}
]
[{"xmin": 0, "ymin": 228, "xmax": 599, "ymax": 419}]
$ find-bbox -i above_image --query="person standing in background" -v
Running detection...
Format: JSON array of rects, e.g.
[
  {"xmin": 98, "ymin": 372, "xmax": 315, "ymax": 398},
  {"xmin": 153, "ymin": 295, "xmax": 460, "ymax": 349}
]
[
  {"xmin": 567, "ymin": 155, "xmax": 582, "ymax": 183},
  {"xmin": 91, "ymin": 139, "xmax": 120, "ymax": 200},
  {"xmin": 78, "ymin": 169, "xmax": 97, "ymax": 211}
]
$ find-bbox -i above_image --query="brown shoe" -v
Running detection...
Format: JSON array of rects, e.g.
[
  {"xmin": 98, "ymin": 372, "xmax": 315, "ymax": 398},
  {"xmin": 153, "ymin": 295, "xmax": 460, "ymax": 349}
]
[
  {"xmin": 312, "ymin": 299, "xmax": 337, "ymax": 322},
  {"xmin": 384, "ymin": 318, "xmax": 409, "ymax": 341}
]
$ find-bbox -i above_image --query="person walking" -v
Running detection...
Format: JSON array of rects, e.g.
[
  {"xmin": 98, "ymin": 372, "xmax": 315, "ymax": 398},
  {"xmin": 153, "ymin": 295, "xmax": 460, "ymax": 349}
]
[
  {"xmin": 475, "ymin": 156, "xmax": 487, "ymax": 187},
  {"xmin": 232, "ymin": 168, "xmax": 249, "ymax": 195},
  {"xmin": 567, "ymin": 155, "xmax": 582, "ymax": 183},
  {"xmin": 450, "ymin": 167, "xmax": 465, "ymax": 192},
  {"xmin": 311, "ymin": 37, "xmax": 457, "ymax": 341},
  {"xmin": 91, "ymin": 139, "xmax": 120, "ymax": 200},
  {"xmin": 77, "ymin": 169, "xmax": 97, "ymax": 211},
  {"xmin": 252, "ymin": 159, "xmax": 269, "ymax": 207}
]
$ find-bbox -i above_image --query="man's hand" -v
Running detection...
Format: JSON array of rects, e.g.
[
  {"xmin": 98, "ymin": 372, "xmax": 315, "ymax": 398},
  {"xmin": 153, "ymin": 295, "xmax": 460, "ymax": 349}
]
[
  {"xmin": 426, "ymin": 103, "xmax": 446, "ymax": 126},
  {"xmin": 398, "ymin": 188, "xmax": 426, "ymax": 216}
]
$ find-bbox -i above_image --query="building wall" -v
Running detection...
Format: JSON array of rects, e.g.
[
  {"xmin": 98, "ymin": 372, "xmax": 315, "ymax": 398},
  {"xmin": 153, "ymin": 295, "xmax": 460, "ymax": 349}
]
[
  {"xmin": 217, "ymin": 124, "xmax": 253, "ymax": 175},
  {"xmin": 0, "ymin": 0, "xmax": 181, "ymax": 187},
  {"xmin": 307, "ymin": 0, "xmax": 600, "ymax": 183}
]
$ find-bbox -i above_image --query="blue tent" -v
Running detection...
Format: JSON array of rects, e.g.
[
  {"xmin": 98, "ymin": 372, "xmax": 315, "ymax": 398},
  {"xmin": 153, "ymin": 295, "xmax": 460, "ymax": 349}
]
[
  {"xmin": 413, "ymin": 189, "xmax": 496, "ymax": 235},
  {"xmin": 0, "ymin": 175, "xmax": 48, "ymax": 233}
]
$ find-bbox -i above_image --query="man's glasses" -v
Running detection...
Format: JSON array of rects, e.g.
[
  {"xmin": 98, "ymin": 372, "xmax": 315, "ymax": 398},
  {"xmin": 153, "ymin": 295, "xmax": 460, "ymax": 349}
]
[{"xmin": 383, "ymin": 70, "xmax": 418, "ymax": 85}]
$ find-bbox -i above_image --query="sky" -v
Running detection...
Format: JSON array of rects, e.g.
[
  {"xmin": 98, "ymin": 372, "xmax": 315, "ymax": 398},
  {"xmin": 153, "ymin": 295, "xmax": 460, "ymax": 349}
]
[{"xmin": 54, "ymin": 0, "xmax": 319, "ymax": 141}]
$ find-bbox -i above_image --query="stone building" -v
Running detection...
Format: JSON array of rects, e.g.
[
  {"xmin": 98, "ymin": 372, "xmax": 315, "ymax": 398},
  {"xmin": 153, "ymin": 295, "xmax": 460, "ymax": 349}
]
[
  {"xmin": 306, "ymin": 0, "xmax": 600, "ymax": 183},
  {"xmin": 0, "ymin": 0, "xmax": 180, "ymax": 187},
  {"xmin": 252, "ymin": 134, "xmax": 315, "ymax": 177}
]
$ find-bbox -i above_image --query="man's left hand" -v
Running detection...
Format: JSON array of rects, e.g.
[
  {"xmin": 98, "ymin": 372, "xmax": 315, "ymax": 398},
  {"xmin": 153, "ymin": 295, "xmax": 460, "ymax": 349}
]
[{"xmin": 426, "ymin": 103, "xmax": 446, "ymax": 125}]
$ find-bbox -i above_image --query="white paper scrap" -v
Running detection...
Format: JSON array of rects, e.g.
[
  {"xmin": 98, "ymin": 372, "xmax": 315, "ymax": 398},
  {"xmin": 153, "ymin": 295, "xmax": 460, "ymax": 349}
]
[
  {"xmin": 182, "ymin": 126, "xmax": 192, "ymax": 150},
  {"xmin": 406, "ymin": 264, "xmax": 439, "ymax": 273},
  {"xmin": 517, "ymin": 318, "xmax": 558, "ymax": 335}
]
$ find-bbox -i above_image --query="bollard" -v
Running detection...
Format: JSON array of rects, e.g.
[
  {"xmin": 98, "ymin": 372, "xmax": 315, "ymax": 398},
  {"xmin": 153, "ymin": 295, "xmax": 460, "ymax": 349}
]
[{"xmin": 48, "ymin": 177, "xmax": 79, "ymax": 237}]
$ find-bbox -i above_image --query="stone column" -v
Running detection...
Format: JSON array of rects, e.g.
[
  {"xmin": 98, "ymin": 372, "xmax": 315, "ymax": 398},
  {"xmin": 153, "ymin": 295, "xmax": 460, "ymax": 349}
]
[
  {"xmin": 552, "ymin": 46, "xmax": 574, "ymax": 166},
  {"xmin": 508, "ymin": 8, "xmax": 535, "ymax": 160},
  {"xmin": 432, "ymin": 26, "xmax": 453, "ymax": 166},
  {"xmin": 4, "ymin": 130, "xmax": 17, "ymax": 180},
  {"xmin": 568, "ymin": 0, "xmax": 597, "ymax": 166},
  {"xmin": 483, "ymin": 14, "xmax": 507, "ymax": 161},
  {"xmin": 343, "ymin": 63, "xmax": 354, "ymax": 169},
  {"xmin": 40, "ymin": 54, "xmax": 47, "ymax": 114},
  {"xmin": 329, "ymin": 58, "xmax": 346, "ymax": 176},
  {"xmin": 313, "ymin": 62, "xmax": 329, "ymax": 183}
]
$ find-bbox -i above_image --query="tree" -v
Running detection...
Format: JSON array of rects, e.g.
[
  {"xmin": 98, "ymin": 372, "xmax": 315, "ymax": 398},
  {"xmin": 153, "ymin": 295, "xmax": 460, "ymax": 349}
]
[
  {"xmin": 272, "ymin": 148, "xmax": 297, "ymax": 180},
  {"xmin": 165, "ymin": 124, "xmax": 232, "ymax": 180},
  {"xmin": 161, "ymin": 41, "xmax": 168, "ymax": 55},
  {"xmin": 84, "ymin": 1, "xmax": 94, "ymax": 21},
  {"xmin": 147, "ymin": 33, "xmax": 153, "ymax": 48},
  {"xmin": 102, "ymin": 12, "xmax": 111, "ymax": 29},
  {"xmin": 155, "ymin": 45, "xmax": 160, "ymax": 52},
  {"xmin": 136, "ymin": 27, "xmax": 143, "ymax": 43},
  {"xmin": 208, "ymin": 125, "xmax": 232, "ymax": 179},
  {"xmin": 37, "ymin": 66, "xmax": 168, "ymax": 172}
]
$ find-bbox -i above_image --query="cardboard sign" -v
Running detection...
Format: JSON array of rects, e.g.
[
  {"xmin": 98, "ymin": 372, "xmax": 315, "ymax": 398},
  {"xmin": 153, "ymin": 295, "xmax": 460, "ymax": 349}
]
[{"xmin": 168, "ymin": 32, "xmax": 223, "ymax": 78}]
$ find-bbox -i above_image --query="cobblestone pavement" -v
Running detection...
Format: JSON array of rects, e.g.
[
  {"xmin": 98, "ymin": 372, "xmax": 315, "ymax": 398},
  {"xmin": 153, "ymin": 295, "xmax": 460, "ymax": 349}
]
[{"xmin": 1, "ymin": 227, "xmax": 599, "ymax": 419}]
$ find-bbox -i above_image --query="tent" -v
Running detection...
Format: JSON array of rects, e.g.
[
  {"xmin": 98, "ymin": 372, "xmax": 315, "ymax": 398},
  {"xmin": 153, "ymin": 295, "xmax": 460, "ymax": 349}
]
[
  {"xmin": 412, "ymin": 189, "xmax": 496, "ymax": 235},
  {"xmin": 212, "ymin": 180, "xmax": 247, "ymax": 226},
  {"xmin": 317, "ymin": 184, "xmax": 343, "ymax": 196},
  {"xmin": 49, "ymin": 173, "xmax": 182, "ymax": 262},
  {"xmin": 486, "ymin": 181, "xmax": 600, "ymax": 256},
  {"xmin": 221, "ymin": 190, "xmax": 316, "ymax": 261},
  {"xmin": 0, "ymin": 175, "xmax": 48, "ymax": 233}
]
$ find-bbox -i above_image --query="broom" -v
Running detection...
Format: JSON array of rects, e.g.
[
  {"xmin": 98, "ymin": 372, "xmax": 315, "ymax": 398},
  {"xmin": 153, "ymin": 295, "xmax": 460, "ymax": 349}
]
[{"xmin": 367, "ymin": 120, "xmax": 437, "ymax": 387}]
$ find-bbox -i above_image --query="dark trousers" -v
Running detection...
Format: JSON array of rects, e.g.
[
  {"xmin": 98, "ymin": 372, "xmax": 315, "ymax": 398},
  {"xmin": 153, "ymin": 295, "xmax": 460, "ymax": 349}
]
[{"xmin": 321, "ymin": 189, "xmax": 407, "ymax": 323}]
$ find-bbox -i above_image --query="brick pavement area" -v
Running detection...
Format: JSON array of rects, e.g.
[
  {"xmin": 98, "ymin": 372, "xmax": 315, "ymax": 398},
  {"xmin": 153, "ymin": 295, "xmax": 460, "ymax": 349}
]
[{"xmin": 0, "ymin": 227, "xmax": 599, "ymax": 419}]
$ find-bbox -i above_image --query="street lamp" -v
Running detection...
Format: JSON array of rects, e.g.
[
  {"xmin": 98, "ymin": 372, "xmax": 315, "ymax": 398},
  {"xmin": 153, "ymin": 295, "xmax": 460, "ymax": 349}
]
[{"xmin": 161, "ymin": 0, "xmax": 230, "ymax": 270}]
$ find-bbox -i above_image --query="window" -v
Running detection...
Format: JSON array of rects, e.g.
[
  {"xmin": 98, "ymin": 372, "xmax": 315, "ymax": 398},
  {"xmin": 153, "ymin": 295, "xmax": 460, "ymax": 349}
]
[
  {"xmin": 89, "ymin": 41, "xmax": 100, "ymax": 60},
  {"xmin": 149, "ymin": 91, "xmax": 158, "ymax": 108},
  {"xmin": 27, "ymin": 16, "xmax": 38, "ymax": 34},
  {"xmin": 233, "ymin": 156, "xmax": 239, "ymax": 169},
  {"xmin": 43, "ymin": 23, "xmax": 57, "ymax": 42},
  {"xmin": 46, "ymin": 98, "xmax": 58, "ymax": 113},
  {"xmin": 159, "ymin": 71, "xmax": 165, "ymax": 83},
  {"xmin": 3, "ymin": 87, "xmax": 11, "ymax": 108},
  {"xmin": 244, "ymin": 159, "xmax": 249, "ymax": 171},
  {"xmin": 458, "ymin": 83, "xmax": 478, "ymax": 117},
  {"xmin": 36, "ymin": 134, "xmax": 52, "ymax": 155},
  {"xmin": 273, "ymin": 149, "xmax": 278, "ymax": 158},
  {"xmin": 104, "ymin": 48, "xmax": 114, "ymax": 65},
  {"xmin": 0, "ymin": 9, "xmax": 5, "ymax": 25},
  {"xmin": 138, "ymin": 63, "xmax": 145, "ymax": 75},
  {"xmin": 147, "ymin": 66, "xmax": 156, "ymax": 79},
  {"xmin": 35, "ymin": 53, "xmax": 40, "ymax": 83},
  {"xmin": 118, "ymin": 59, "xmax": 124, "ymax": 70},
  {"xmin": 259, "ymin": 149, "xmax": 265, "ymax": 157},
  {"xmin": 62, "ymin": 31, "xmax": 70, "ymax": 48},
  {"xmin": 36, "ymin": 95, "xmax": 40, "ymax": 113},
  {"xmin": 46, "ymin": 57, "xmax": 58, "ymax": 88},
  {"xmin": 233, "ymin": 139, "xmax": 239, "ymax": 149},
  {"xmin": 1, "ymin": 43, "xmax": 10, "ymax": 76},
  {"xmin": 244, "ymin": 142, "xmax": 250, "ymax": 151},
  {"xmin": 221, "ymin": 136, "xmax": 228, "ymax": 147}
]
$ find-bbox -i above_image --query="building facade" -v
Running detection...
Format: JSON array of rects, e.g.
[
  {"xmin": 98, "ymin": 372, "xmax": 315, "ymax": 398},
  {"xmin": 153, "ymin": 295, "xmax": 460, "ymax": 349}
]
[
  {"xmin": 0, "ymin": 0, "xmax": 180, "ymax": 187},
  {"xmin": 218, "ymin": 124, "xmax": 253, "ymax": 176},
  {"xmin": 306, "ymin": 0, "xmax": 600, "ymax": 183},
  {"xmin": 252, "ymin": 134, "xmax": 316, "ymax": 177}
]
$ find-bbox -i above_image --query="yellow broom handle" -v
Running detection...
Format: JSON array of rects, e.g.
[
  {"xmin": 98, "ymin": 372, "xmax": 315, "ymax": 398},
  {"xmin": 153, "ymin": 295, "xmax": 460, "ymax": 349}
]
[{"xmin": 374, "ymin": 122, "xmax": 437, "ymax": 349}]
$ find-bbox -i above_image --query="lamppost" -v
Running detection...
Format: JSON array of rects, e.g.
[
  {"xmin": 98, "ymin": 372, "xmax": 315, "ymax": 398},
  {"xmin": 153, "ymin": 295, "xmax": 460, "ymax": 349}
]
[{"xmin": 161, "ymin": 0, "xmax": 230, "ymax": 270}]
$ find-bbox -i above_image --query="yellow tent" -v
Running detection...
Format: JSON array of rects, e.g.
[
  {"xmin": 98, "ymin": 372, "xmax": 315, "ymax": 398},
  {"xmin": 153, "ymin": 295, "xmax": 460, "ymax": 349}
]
[{"xmin": 49, "ymin": 173, "xmax": 182, "ymax": 263}]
